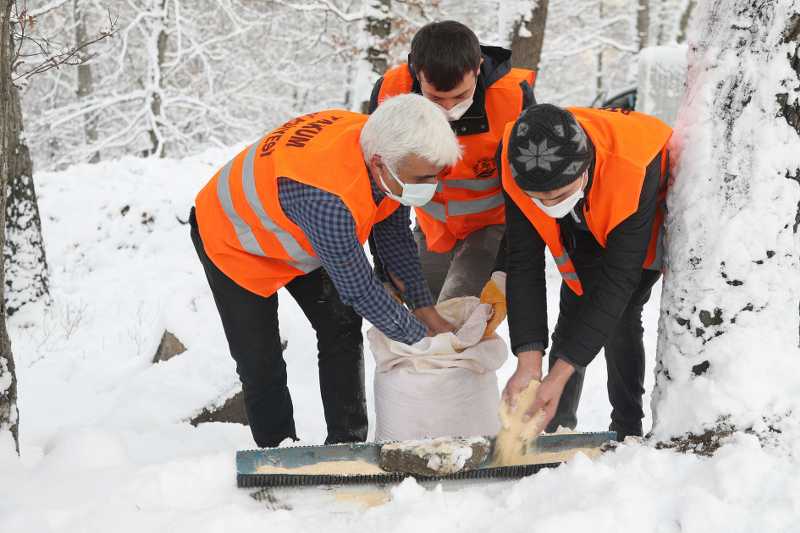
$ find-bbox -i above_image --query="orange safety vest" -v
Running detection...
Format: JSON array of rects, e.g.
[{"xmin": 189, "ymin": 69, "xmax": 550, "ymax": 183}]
[
  {"xmin": 500, "ymin": 108, "xmax": 672, "ymax": 296},
  {"xmin": 378, "ymin": 64, "xmax": 536, "ymax": 253},
  {"xmin": 195, "ymin": 110, "xmax": 399, "ymax": 297}
]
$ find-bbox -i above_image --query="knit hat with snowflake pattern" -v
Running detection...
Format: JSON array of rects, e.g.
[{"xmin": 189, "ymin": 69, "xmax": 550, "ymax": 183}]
[{"xmin": 507, "ymin": 104, "xmax": 592, "ymax": 192}]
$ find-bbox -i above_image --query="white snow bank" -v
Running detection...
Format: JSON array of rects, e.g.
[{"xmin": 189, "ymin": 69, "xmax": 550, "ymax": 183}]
[
  {"xmin": 2, "ymin": 425, "xmax": 799, "ymax": 532},
  {"xmin": 2, "ymin": 144, "xmax": 796, "ymax": 531}
]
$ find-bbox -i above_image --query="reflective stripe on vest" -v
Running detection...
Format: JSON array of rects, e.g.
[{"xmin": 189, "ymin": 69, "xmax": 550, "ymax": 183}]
[
  {"xmin": 447, "ymin": 193, "xmax": 504, "ymax": 217},
  {"xmin": 378, "ymin": 63, "xmax": 535, "ymax": 253},
  {"xmin": 553, "ymin": 252, "xmax": 570, "ymax": 266},
  {"xmin": 238, "ymin": 142, "xmax": 321, "ymax": 273},
  {"xmin": 420, "ymin": 193, "xmax": 504, "ymax": 220},
  {"xmin": 439, "ymin": 177, "xmax": 500, "ymax": 192},
  {"xmin": 196, "ymin": 110, "xmax": 394, "ymax": 298},
  {"xmin": 500, "ymin": 108, "xmax": 672, "ymax": 295},
  {"xmin": 216, "ymin": 159, "xmax": 265, "ymax": 257},
  {"xmin": 419, "ymin": 201, "xmax": 446, "ymax": 222}
]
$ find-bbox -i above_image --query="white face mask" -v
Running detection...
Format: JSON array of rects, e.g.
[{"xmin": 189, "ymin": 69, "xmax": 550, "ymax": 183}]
[
  {"xmin": 379, "ymin": 163, "xmax": 438, "ymax": 207},
  {"xmin": 531, "ymin": 173, "xmax": 587, "ymax": 219},
  {"xmin": 437, "ymin": 96, "xmax": 473, "ymax": 121},
  {"xmin": 430, "ymin": 75, "xmax": 477, "ymax": 121}
]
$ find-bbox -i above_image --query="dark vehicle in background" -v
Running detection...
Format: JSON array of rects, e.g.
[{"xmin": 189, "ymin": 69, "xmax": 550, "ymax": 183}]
[{"xmin": 591, "ymin": 87, "xmax": 637, "ymax": 110}]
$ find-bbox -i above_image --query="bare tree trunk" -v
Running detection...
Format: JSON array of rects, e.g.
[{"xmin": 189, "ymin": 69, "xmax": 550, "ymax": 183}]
[
  {"xmin": 74, "ymin": 0, "xmax": 98, "ymax": 163},
  {"xmin": 358, "ymin": 0, "xmax": 391, "ymax": 113},
  {"xmin": 675, "ymin": 0, "xmax": 696, "ymax": 44},
  {"xmin": 4, "ymin": 102, "xmax": 48, "ymax": 317},
  {"xmin": 652, "ymin": 0, "xmax": 800, "ymax": 439},
  {"xmin": 510, "ymin": 0, "xmax": 549, "ymax": 71},
  {"xmin": 1, "ymin": 0, "xmax": 20, "ymax": 455},
  {"xmin": 596, "ymin": 0, "xmax": 604, "ymax": 100},
  {"xmin": 146, "ymin": 0, "xmax": 167, "ymax": 157},
  {"xmin": 637, "ymin": 0, "xmax": 649, "ymax": 49},
  {"xmin": 4, "ymin": 1, "xmax": 49, "ymax": 318}
]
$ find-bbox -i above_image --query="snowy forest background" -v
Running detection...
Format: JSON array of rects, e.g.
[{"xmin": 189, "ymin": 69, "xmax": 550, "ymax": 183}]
[
  {"xmin": 18, "ymin": 0, "xmax": 695, "ymax": 170},
  {"xmin": 2, "ymin": 0, "xmax": 800, "ymax": 531}
]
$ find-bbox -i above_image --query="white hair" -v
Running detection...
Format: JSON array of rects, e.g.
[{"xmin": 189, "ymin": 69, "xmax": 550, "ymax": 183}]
[{"xmin": 360, "ymin": 93, "xmax": 462, "ymax": 169}]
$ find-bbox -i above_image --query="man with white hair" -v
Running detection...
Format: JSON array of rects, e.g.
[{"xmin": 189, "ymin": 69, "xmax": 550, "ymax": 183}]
[{"xmin": 190, "ymin": 94, "xmax": 461, "ymax": 447}]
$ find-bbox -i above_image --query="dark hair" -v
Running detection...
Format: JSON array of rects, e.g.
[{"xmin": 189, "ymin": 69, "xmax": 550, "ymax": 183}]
[{"xmin": 409, "ymin": 21, "xmax": 481, "ymax": 92}]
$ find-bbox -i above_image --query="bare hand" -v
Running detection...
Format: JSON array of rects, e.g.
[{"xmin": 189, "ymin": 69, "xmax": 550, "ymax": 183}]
[
  {"xmin": 387, "ymin": 270, "xmax": 406, "ymax": 293},
  {"xmin": 501, "ymin": 350, "xmax": 543, "ymax": 409},
  {"xmin": 413, "ymin": 306, "xmax": 456, "ymax": 336},
  {"xmin": 524, "ymin": 358, "xmax": 575, "ymax": 428}
]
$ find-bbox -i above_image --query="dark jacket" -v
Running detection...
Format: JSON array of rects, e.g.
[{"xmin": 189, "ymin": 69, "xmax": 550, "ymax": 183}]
[{"xmin": 495, "ymin": 139, "xmax": 665, "ymax": 368}]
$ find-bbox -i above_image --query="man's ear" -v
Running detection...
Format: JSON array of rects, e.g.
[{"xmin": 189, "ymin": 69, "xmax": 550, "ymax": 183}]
[
  {"xmin": 370, "ymin": 154, "xmax": 389, "ymax": 183},
  {"xmin": 370, "ymin": 154, "xmax": 382, "ymax": 171}
]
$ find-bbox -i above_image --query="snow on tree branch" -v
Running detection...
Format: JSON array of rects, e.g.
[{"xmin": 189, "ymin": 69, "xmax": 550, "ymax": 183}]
[{"xmin": 10, "ymin": 1, "xmax": 115, "ymax": 82}]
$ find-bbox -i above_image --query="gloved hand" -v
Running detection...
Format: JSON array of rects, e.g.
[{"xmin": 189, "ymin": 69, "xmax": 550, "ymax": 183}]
[{"xmin": 480, "ymin": 271, "xmax": 507, "ymax": 338}]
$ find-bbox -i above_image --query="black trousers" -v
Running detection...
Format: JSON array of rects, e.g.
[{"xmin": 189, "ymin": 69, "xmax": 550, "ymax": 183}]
[
  {"xmin": 546, "ymin": 232, "xmax": 662, "ymax": 440},
  {"xmin": 189, "ymin": 209, "xmax": 367, "ymax": 447}
]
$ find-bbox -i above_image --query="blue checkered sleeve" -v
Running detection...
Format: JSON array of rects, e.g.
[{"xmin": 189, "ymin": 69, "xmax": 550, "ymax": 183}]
[
  {"xmin": 371, "ymin": 204, "xmax": 434, "ymax": 309},
  {"xmin": 278, "ymin": 178, "xmax": 427, "ymax": 345}
]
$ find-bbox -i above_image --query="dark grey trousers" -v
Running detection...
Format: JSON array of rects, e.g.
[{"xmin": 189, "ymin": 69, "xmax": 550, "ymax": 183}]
[
  {"xmin": 546, "ymin": 268, "xmax": 662, "ymax": 440},
  {"xmin": 190, "ymin": 209, "xmax": 367, "ymax": 447},
  {"xmin": 413, "ymin": 224, "xmax": 505, "ymax": 303}
]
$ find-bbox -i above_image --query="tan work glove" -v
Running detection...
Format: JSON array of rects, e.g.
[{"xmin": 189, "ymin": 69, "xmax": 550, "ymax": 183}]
[{"xmin": 480, "ymin": 271, "xmax": 507, "ymax": 338}]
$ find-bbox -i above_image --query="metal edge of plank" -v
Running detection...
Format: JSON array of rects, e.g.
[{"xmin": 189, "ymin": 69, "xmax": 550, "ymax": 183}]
[
  {"xmin": 236, "ymin": 431, "xmax": 617, "ymax": 488},
  {"xmin": 237, "ymin": 462, "xmax": 563, "ymax": 488}
]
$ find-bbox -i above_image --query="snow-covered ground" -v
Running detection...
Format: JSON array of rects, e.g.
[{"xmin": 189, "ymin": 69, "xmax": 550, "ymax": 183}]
[{"xmin": 1, "ymin": 150, "xmax": 798, "ymax": 532}]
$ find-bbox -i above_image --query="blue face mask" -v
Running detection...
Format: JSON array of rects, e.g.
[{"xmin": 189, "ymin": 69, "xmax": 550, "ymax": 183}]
[{"xmin": 379, "ymin": 164, "xmax": 438, "ymax": 207}]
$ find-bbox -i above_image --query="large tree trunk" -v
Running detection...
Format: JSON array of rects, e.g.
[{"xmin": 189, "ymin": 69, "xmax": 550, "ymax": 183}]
[
  {"xmin": 0, "ymin": 0, "xmax": 20, "ymax": 455},
  {"xmin": 652, "ymin": 0, "xmax": 800, "ymax": 440},
  {"xmin": 2, "ymin": 0, "xmax": 50, "ymax": 318},
  {"xmin": 357, "ymin": 0, "xmax": 391, "ymax": 113},
  {"xmin": 509, "ymin": 0, "xmax": 549, "ymax": 71},
  {"xmin": 4, "ymin": 113, "xmax": 48, "ymax": 317},
  {"xmin": 74, "ymin": 0, "xmax": 98, "ymax": 163}
]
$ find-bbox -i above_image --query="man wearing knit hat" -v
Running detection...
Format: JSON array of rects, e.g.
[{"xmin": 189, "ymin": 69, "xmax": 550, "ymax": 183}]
[{"xmin": 495, "ymin": 103, "xmax": 672, "ymax": 439}]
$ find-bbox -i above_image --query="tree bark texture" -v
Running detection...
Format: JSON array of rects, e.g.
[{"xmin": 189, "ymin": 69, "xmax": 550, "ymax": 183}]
[
  {"xmin": 3, "ymin": 0, "xmax": 49, "ymax": 317},
  {"xmin": 652, "ymin": 0, "xmax": 800, "ymax": 438},
  {"xmin": 74, "ymin": 0, "xmax": 98, "ymax": 162},
  {"xmin": 146, "ymin": 0, "xmax": 167, "ymax": 157},
  {"xmin": 510, "ymin": 0, "xmax": 549, "ymax": 71},
  {"xmin": 1, "ymin": 0, "xmax": 20, "ymax": 454},
  {"xmin": 637, "ymin": 0, "xmax": 649, "ymax": 49},
  {"xmin": 359, "ymin": 0, "xmax": 391, "ymax": 113}
]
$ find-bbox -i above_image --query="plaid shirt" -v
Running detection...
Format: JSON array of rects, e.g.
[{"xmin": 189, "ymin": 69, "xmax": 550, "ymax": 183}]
[{"xmin": 278, "ymin": 177, "xmax": 432, "ymax": 345}]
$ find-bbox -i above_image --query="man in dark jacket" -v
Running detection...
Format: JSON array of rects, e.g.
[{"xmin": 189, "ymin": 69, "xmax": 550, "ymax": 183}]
[
  {"xmin": 368, "ymin": 21, "xmax": 536, "ymax": 308},
  {"xmin": 496, "ymin": 104, "xmax": 672, "ymax": 439}
]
